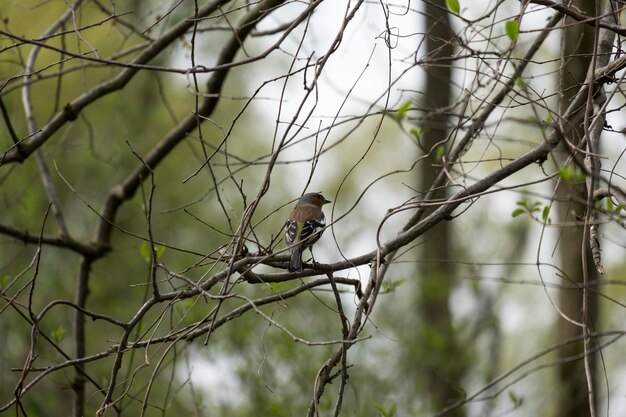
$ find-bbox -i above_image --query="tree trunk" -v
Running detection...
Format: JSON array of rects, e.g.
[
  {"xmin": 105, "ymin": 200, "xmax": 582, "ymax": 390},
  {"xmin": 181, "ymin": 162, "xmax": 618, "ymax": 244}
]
[
  {"xmin": 554, "ymin": 0, "xmax": 598, "ymax": 415},
  {"xmin": 414, "ymin": 1, "xmax": 466, "ymax": 415}
]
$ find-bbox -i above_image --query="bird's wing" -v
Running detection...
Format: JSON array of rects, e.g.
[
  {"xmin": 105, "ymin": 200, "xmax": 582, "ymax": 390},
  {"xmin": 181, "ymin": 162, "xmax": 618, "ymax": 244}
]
[
  {"xmin": 299, "ymin": 219, "xmax": 325, "ymax": 243},
  {"xmin": 285, "ymin": 218, "xmax": 299, "ymax": 244}
]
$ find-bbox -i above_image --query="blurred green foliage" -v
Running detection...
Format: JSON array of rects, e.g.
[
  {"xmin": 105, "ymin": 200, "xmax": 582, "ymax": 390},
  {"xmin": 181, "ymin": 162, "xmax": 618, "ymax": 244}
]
[{"xmin": 2, "ymin": 2, "xmax": 625, "ymax": 417}]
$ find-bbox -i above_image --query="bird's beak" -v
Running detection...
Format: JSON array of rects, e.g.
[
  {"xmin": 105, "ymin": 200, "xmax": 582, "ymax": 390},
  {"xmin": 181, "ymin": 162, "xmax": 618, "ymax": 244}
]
[{"xmin": 322, "ymin": 198, "xmax": 331, "ymax": 205}]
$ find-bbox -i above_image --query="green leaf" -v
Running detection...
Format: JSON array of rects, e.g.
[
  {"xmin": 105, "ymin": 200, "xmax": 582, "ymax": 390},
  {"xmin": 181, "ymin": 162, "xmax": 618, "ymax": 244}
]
[
  {"xmin": 436, "ymin": 144, "xmax": 446, "ymax": 161},
  {"xmin": 140, "ymin": 242, "xmax": 165, "ymax": 263},
  {"xmin": 505, "ymin": 19, "xmax": 519, "ymax": 41},
  {"xmin": 542, "ymin": 206, "xmax": 550, "ymax": 222},
  {"xmin": 446, "ymin": 0, "xmax": 460, "ymax": 14},
  {"xmin": 155, "ymin": 245, "xmax": 166, "ymax": 259},
  {"xmin": 375, "ymin": 403, "xmax": 398, "ymax": 417},
  {"xmin": 516, "ymin": 77, "xmax": 523, "ymax": 88},
  {"xmin": 0, "ymin": 275, "xmax": 10, "ymax": 290},
  {"xmin": 511, "ymin": 208, "xmax": 525, "ymax": 218},
  {"xmin": 508, "ymin": 390, "xmax": 524, "ymax": 407},
  {"xmin": 394, "ymin": 279, "xmax": 406, "ymax": 288},
  {"xmin": 140, "ymin": 242, "xmax": 150, "ymax": 262},
  {"xmin": 51, "ymin": 326, "xmax": 66, "ymax": 344},
  {"xmin": 410, "ymin": 127, "xmax": 422, "ymax": 140},
  {"xmin": 396, "ymin": 101, "xmax": 411, "ymax": 121},
  {"xmin": 383, "ymin": 278, "xmax": 407, "ymax": 292},
  {"xmin": 559, "ymin": 166, "xmax": 586, "ymax": 183},
  {"xmin": 559, "ymin": 166, "xmax": 573, "ymax": 182},
  {"xmin": 605, "ymin": 198, "xmax": 623, "ymax": 213},
  {"xmin": 269, "ymin": 281, "xmax": 292, "ymax": 292},
  {"xmin": 574, "ymin": 170, "xmax": 586, "ymax": 182}
]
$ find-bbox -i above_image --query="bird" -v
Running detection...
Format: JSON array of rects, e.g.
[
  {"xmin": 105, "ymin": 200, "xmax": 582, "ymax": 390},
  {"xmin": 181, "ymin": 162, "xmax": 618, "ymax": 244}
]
[{"xmin": 284, "ymin": 192, "xmax": 331, "ymax": 272}]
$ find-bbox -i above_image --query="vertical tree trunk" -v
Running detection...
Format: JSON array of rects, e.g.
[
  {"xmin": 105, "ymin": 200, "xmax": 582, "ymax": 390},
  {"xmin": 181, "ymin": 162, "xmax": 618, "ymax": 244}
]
[
  {"xmin": 414, "ymin": 1, "xmax": 466, "ymax": 415},
  {"xmin": 554, "ymin": 0, "xmax": 598, "ymax": 415}
]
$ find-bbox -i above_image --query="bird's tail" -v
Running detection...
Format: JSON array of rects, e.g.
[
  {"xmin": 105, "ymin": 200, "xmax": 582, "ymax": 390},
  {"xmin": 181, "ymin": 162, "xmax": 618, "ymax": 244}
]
[{"xmin": 289, "ymin": 247, "xmax": 303, "ymax": 272}]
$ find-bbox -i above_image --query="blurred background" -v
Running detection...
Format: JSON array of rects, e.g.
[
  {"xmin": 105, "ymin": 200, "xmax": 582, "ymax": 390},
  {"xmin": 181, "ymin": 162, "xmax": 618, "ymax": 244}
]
[{"xmin": 1, "ymin": 1, "xmax": 625, "ymax": 416}]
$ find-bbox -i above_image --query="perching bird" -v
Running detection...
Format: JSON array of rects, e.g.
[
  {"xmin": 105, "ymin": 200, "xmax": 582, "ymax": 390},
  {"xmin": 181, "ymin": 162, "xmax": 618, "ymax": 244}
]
[{"xmin": 285, "ymin": 192, "xmax": 331, "ymax": 272}]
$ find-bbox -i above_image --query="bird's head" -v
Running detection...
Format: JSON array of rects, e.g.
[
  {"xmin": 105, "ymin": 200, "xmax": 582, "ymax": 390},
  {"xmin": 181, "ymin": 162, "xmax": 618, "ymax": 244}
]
[{"xmin": 299, "ymin": 192, "xmax": 331, "ymax": 207}]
